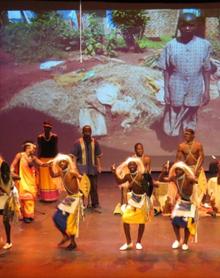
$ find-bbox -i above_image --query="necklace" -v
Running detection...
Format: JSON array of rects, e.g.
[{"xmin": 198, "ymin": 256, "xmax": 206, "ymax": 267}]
[
  {"xmin": 44, "ymin": 134, "xmax": 52, "ymax": 142},
  {"xmin": 62, "ymin": 168, "xmax": 75, "ymax": 195},
  {"xmin": 62, "ymin": 168, "xmax": 68, "ymax": 176},
  {"xmin": 187, "ymin": 140, "xmax": 194, "ymax": 147},
  {"xmin": 176, "ymin": 174, "xmax": 185, "ymax": 196}
]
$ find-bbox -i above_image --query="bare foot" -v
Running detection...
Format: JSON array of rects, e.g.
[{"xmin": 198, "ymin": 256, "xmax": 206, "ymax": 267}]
[
  {"xmin": 66, "ymin": 242, "xmax": 77, "ymax": 251},
  {"xmin": 58, "ymin": 236, "xmax": 70, "ymax": 246}
]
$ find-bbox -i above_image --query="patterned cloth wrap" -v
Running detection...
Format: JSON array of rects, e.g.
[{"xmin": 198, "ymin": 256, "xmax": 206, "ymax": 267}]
[
  {"xmin": 0, "ymin": 186, "xmax": 20, "ymax": 222},
  {"xmin": 122, "ymin": 191, "xmax": 153, "ymax": 224},
  {"xmin": 58, "ymin": 194, "xmax": 82, "ymax": 214},
  {"xmin": 169, "ymin": 161, "xmax": 199, "ymax": 239},
  {"xmin": 54, "ymin": 192, "xmax": 84, "ymax": 238},
  {"xmin": 171, "ymin": 199, "xmax": 197, "ymax": 237}
]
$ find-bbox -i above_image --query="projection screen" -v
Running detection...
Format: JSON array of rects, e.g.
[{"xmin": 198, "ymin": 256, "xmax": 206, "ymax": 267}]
[{"xmin": 0, "ymin": 1, "xmax": 219, "ymax": 170}]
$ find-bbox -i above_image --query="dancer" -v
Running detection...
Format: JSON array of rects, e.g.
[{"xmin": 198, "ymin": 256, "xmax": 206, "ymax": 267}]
[
  {"xmin": 207, "ymin": 161, "xmax": 220, "ymax": 215},
  {"xmin": 113, "ymin": 155, "xmax": 145, "ymax": 215},
  {"xmin": 0, "ymin": 155, "xmax": 20, "ymax": 249},
  {"xmin": 176, "ymin": 128, "xmax": 207, "ymax": 202},
  {"xmin": 153, "ymin": 161, "xmax": 175, "ymax": 215},
  {"xmin": 115, "ymin": 143, "xmax": 151, "ymax": 212},
  {"xmin": 111, "ymin": 158, "xmax": 153, "ymax": 251},
  {"xmin": 169, "ymin": 161, "xmax": 199, "ymax": 251},
  {"xmin": 10, "ymin": 142, "xmax": 46, "ymax": 223},
  {"xmin": 133, "ymin": 143, "xmax": 151, "ymax": 173},
  {"xmin": 37, "ymin": 121, "xmax": 59, "ymax": 201},
  {"xmin": 49, "ymin": 154, "xmax": 84, "ymax": 250}
]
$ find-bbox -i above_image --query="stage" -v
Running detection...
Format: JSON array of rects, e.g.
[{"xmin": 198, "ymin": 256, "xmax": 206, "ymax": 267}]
[{"xmin": 0, "ymin": 173, "xmax": 220, "ymax": 278}]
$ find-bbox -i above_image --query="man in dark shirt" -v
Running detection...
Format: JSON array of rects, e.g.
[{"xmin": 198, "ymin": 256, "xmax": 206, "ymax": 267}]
[
  {"xmin": 71, "ymin": 125, "xmax": 102, "ymax": 213},
  {"xmin": 37, "ymin": 121, "xmax": 59, "ymax": 201}
]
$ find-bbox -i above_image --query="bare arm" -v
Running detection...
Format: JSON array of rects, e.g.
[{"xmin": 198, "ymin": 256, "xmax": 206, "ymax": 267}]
[
  {"xmin": 186, "ymin": 174, "xmax": 196, "ymax": 184},
  {"xmin": 158, "ymin": 170, "xmax": 169, "ymax": 182},
  {"xmin": 96, "ymin": 156, "xmax": 102, "ymax": 173},
  {"xmin": 111, "ymin": 164, "xmax": 128, "ymax": 184},
  {"xmin": 143, "ymin": 155, "xmax": 151, "ymax": 173},
  {"xmin": 69, "ymin": 170, "xmax": 82, "ymax": 180},
  {"xmin": 202, "ymin": 70, "xmax": 211, "ymax": 105},
  {"xmin": 71, "ymin": 154, "xmax": 81, "ymax": 174},
  {"xmin": 48, "ymin": 165, "xmax": 61, "ymax": 178},
  {"xmin": 33, "ymin": 156, "xmax": 47, "ymax": 167},
  {"xmin": 10, "ymin": 153, "xmax": 21, "ymax": 174},
  {"xmin": 176, "ymin": 145, "xmax": 184, "ymax": 162},
  {"xmin": 11, "ymin": 172, "xmax": 21, "ymax": 181},
  {"xmin": 194, "ymin": 144, "xmax": 204, "ymax": 177},
  {"xmin": 163, "ymin": 70, "xmax": 170, "ymax": 105}
]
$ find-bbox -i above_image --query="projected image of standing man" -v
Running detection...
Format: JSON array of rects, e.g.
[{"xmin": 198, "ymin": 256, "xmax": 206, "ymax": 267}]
[{"xmin": 158, "ymin": 12, "xmax": 212, "ymax": 137}]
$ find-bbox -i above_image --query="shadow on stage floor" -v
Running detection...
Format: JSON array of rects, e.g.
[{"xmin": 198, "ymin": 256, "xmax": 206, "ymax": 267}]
[{"xmin": 0, "ymin": 173, "xmax": 220, "ymax": 278}]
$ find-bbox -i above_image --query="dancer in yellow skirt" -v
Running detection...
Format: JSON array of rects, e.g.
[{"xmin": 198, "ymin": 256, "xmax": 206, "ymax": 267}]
[
  {"xmin": 10, "ymin": 142, "xmax": 46, "ymax": 223},
  {"xmin": 111, "ymin": 158, "xmax": 153, "ymax": 251},
  {"xmin": 49, "ymin": 154, "xmax": 84, "ymax": 251},
  {"xmin": 113, "ymin": 143, "xmax": 151, "ymax": 215},
  {"xmin": 207, "ymin": 162, "xmax": 220, "ymax": 214}
]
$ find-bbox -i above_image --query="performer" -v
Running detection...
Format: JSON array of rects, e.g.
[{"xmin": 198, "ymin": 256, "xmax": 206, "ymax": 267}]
[
  {"xmin": 115, "ymin": 143, "xmax": 151, "ymax": 210},
  {"xmin": 0, "ymin": 155, "xmax": 20, "ymax": 250},
  {"xmin": 71, "ymin": 125, "xmax": 102, "ymax": 213},
  {"xmin": 133, "ymin": 143, "xmax": 151, "ymax": 173},
  {"xmin": 113, "ymin": 155, "xmax": 146, "ymax": 215},
  {"xmin": 111, "ymin": 159, "xmax": 153, "ymax": 251},
  {"xmin": 153, "ymin": 161, "xmax": 175, "ymax": 215},
  {"xmin": 158, "ymin": 12, "xmax": 212, "ymax": 136},
  {"xmin": 176, "ymin": 128, "xmax": 207, "ymax": 202},
  {"xmin": 10, "ymin": 142, "xmax": 46, "ymax": 223},
  {"xmin": 48, "ymin": 154, "xmax": 84, "ymax": 251},
  {"xmin": 134, "ymin": 143, "xmax": 160, "ymax": 215},
  {"xmin": 168, "ymin": 161, "xmax": 199, "ymax": 251},
  {"xmin": 207, "ymin": 161, "xmax": 220, "ymax": 214},
  {"xmin": 37, "ymin": 121, "xmax": 59, "ymax": 201}
]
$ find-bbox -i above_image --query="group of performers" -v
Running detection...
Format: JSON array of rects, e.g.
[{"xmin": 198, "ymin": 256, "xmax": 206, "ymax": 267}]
[
  {"xmin": 1, "ymin": 125, "xmax": 220, "ymax": 253},
  {"xmin": 111, "ymin": 128, "xmax": 219, "ymax": 251},
  {"xmin": 0, "ymin": 123, "xmax": 102, "ymax": 251}
]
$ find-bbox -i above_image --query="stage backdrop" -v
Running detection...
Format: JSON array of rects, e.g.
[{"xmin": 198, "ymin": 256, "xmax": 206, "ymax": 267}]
[{"xmin": 0, "ymin": 5, "xmax": 220, "ymax": 170}]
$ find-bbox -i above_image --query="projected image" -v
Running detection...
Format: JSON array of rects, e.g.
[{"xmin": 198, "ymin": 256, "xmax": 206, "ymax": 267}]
[{"xmin": 0, "ymin": 9, "xmax": 220, "ymax": 167}]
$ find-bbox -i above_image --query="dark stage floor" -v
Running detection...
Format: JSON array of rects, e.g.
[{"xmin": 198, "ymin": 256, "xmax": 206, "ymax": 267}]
[{"xmin": 0, "ymin": 173, "xmax": 220, "ymax": 278}]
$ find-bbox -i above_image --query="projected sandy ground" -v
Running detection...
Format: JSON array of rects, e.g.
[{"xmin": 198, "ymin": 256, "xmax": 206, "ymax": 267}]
[{"xmin": 0, "ymin": 49, "xmax": 219, "ymax": 163}]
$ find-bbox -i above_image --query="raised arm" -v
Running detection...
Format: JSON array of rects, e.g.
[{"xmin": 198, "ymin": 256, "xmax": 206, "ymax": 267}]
[
  {"xmin": 48, "ymin": 164, "xmax": 61, "ymax": 178},
  {"xmin": 111, "ymin": 164, "xmax": 128, "ymax": 184},
  {"xmin": 143, "ymin": 155, "xmax": 151, "ymax": 173}
]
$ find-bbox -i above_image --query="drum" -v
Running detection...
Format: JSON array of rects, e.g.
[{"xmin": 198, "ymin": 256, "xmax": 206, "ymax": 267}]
[{"xmin": 0, "ymin": 161, "xmax": 12, "ymax": 195}]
